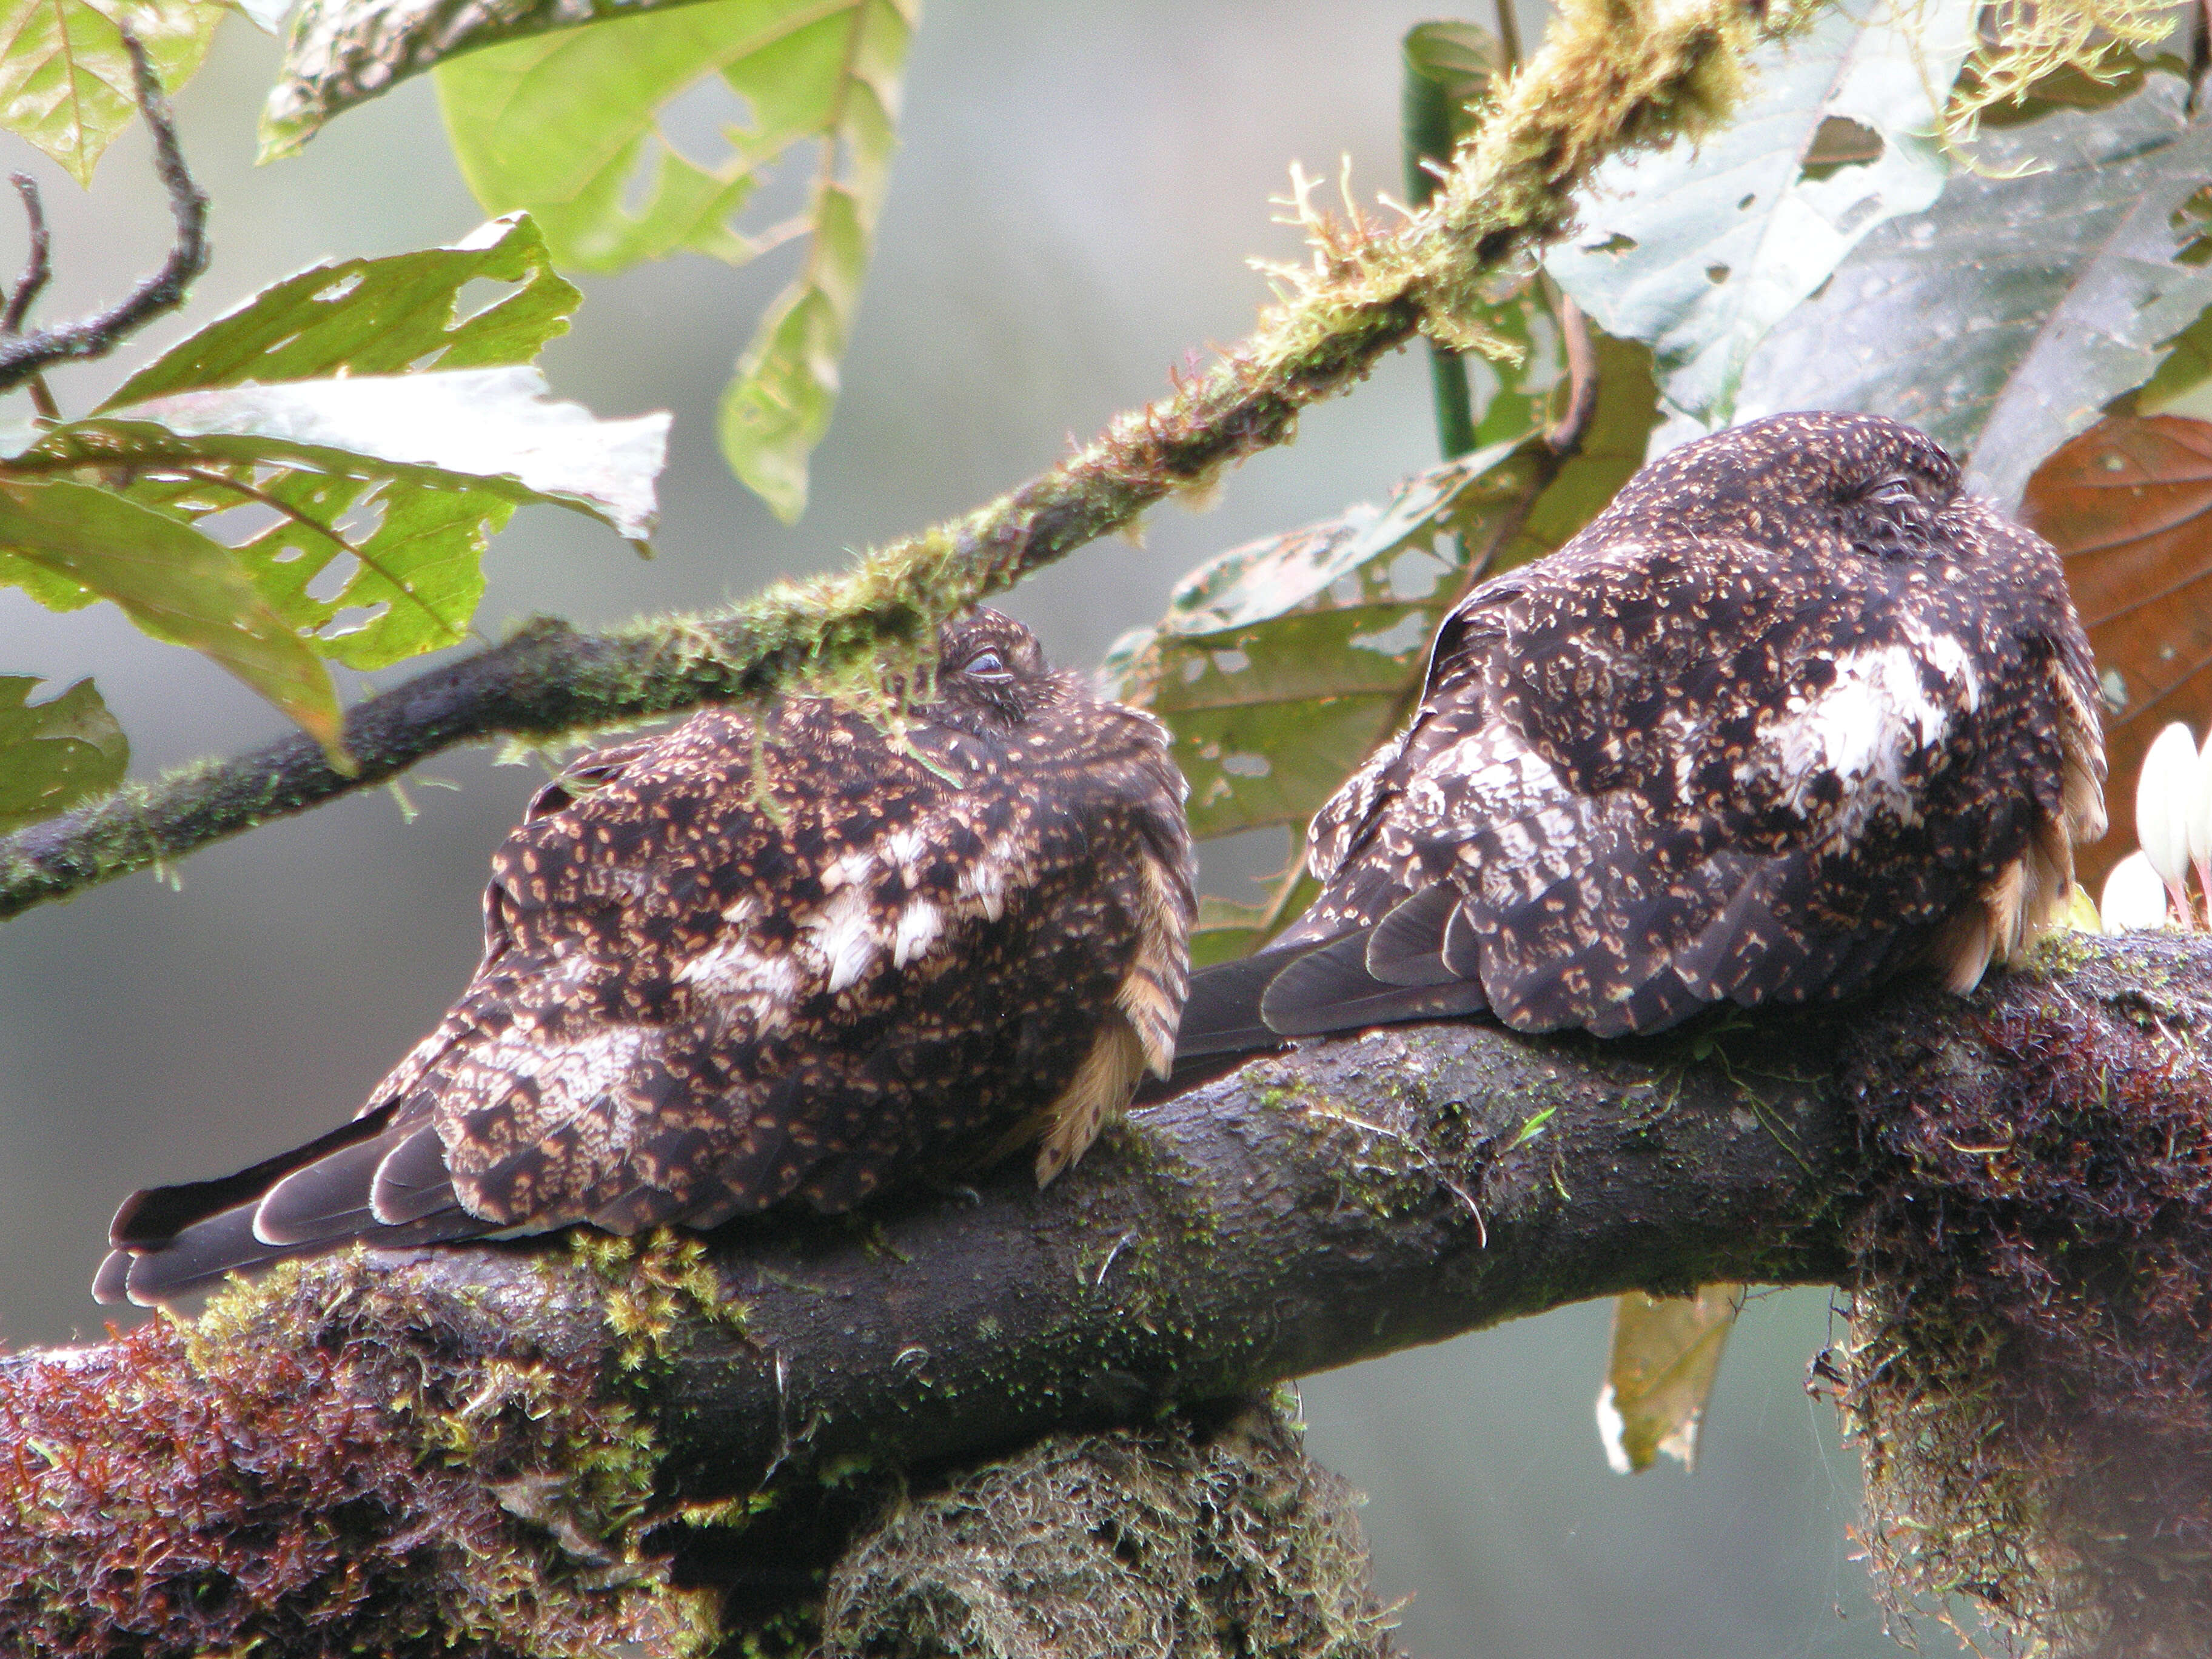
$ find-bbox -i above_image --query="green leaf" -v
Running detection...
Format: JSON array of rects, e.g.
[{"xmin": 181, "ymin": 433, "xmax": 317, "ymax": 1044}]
[
  {"xmin": 427, "ymin": 0, "xmax": 916, "ymax": 521},
  {"xmin": 34, "ymin": 369, "xmax": 666, "ymax": 668},
  {"xmin": 1544, "ymin": 0, "xmax": 1977, "ymax": 429},
  {"xmin": 714, "ymin": 0, "xmax": 914, "ymax": 521},
  {"xmin": 0, "ymin": 479, "xmax": 340, "ymax": 749},
  {"xmin": 31, "ymin": 219, "xmax": 663, "ymax": 672},
  {"xmin": 1402, "ymin": 20, "xmax": 1496, "ymax": 143},
  {"xmin": 0, "ymin": 0, "xmax": 223, "ymax": 184},
  {"xmin": 104, "ymin": 214, "xmax": 580, "ymax": 405},
  {"xmin": 1734, "ymin": 70, "xmax": 2212, "ymax": 506},
  {"xmin": 0, "ymin": 675, "xmax": 127, "ymax": 833}
]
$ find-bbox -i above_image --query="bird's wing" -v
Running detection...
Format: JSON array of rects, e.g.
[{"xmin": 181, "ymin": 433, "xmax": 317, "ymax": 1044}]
[
  {"xmin": 423, "ymin": 699, "xmax": 1189, "ymax": 1229},
  {"xmin": 1266, "ymin": 534, "xmax": 2003, "ymax": 1036}
]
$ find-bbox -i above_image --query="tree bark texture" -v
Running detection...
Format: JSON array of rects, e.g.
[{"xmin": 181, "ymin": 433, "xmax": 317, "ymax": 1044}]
[{"xmin": 1, "ymin": 931, "xmax": 2188, "ymax": 1657}]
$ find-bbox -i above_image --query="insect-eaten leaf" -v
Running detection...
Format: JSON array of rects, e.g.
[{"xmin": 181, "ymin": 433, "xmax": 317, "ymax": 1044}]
[
  {"xmin": 1596, "ymin": 1285, "xmax": 1745, "ymax": 1475},
  {"xmin": 1732, "ymin": 69, "xmax": 2212, "ymax": 507},
  {"xmin": 1545, "ymin": 0, "xmax": 1976, "ymax": 431},
  {"xmin": 423, "ymin": 0, "xmax": 916, "ymax": 523},
  {"xmin": 38, "ymin": 370, "xmax": 668, "ymax": 669},
  {"xmin": 0, "ymin": 217, "xmax": 668, "ymax": 676},
  {"xmin": 0, "ymin": 0, "xmax": 224, "ymax": 184},
  {"xmin": 0, "ymin": 480, "xmax": 340, "ymax": 753},
  {"xmin": 0, "ymin": 675, "xmax": 127, "ymax": 833},
  {"xmin": 2020, "ymin": 414, "xmax": 2212, "ymax": 890},
  {"xmin": 104, "ymin": 214, "xmax": 581, "ymax": 403},
  {"xmin": 1108, "ymin": 327, "xmax": 1658, "ymax": 964}
]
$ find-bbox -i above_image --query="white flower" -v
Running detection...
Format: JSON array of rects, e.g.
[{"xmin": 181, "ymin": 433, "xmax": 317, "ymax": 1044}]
[
  {"xmin": 2135, "ymin": 722, "xmax": 2199, "ymax": 920},
  {"xmin": 2102, "ymin": 850, "xmax": 2176, "ymax": 933}
]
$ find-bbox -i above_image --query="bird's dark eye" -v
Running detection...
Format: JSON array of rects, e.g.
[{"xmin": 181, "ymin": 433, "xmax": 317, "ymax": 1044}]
[
  {"xmin": 964, "ymin": 649, "xmax": 1013, "ymax": 682},
  {"xmin": 1867, "ymin": 475, "xmax": 1919, "ymax": 507}
]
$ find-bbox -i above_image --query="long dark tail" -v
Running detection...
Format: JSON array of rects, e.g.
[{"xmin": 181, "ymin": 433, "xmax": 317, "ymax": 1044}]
[
  {"xmin": 93, "ymin": 1103, "xmax": 491, "ymax": 1308},
  {"xmin": 1169, "ymin": 921, "xmax": 1493, "ymax": 1078}
]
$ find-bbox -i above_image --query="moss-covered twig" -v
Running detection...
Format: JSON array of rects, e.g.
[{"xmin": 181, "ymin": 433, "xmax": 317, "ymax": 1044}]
[
  {"xmin": 0, "ymin": 977, "xmax": 1856, "ymax": 1654},
  {"xmin": 0, "ymin": 0, "xmax": 1782, "ymax": 922}
]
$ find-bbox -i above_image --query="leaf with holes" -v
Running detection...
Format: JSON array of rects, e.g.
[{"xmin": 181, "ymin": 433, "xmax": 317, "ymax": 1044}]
[
  {"xmin": 427, "ymin": 0, "xmax": 917, "ymax": 521},
  {"xmin": 0, "ymin": 480, "xmax": 339, "ymax": 750},
  {"xmin": 1105, "ymin": 333, "xmax": 1658, "ymax": 963},
  {"xmin": 1544, "ymin": 0, "xmax": 1976, "ymax": 429},
  {"xmin": 0, "ymin": 0, "xmax": 224, "ymax": 184},
  {"xmin": 103, "ymin": 214, "xmax": 580, "ymax": 404},
  {"xmin": 1735, "ymin": 70, "xmax": 2212, "ymax": 506},
  {"xmin": 30, "ymin": 368, "xmax": 668, "ymax": 669},
  {"xmin": 0, "ymin": 676, "xmax": 127, "ymax": 833},
  {"xmin": 2019, "ymin": 414, "xmax": 2212, "ymax": 890}
]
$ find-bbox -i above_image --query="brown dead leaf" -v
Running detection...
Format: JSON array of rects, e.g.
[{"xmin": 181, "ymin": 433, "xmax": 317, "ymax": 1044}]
[
  {"xmin": 2018, "ymin": 413, "xmax": 2212, "ymax": 889},
  {"xmin": 1597, "ymin": 1285, "xmax": 1744, "ymax": 1474}
]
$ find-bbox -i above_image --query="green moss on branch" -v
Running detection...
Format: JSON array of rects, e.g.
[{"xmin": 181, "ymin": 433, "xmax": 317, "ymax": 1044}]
[{"xmin": 0, "ymin": 0, "xmax": 1789, "ymax": 920}]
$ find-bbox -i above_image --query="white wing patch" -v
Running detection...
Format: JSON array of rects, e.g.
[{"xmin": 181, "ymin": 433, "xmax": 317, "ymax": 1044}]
[{"xmin": 1760, "ymin": 634, "xmax": 1976, "ymax": 836}]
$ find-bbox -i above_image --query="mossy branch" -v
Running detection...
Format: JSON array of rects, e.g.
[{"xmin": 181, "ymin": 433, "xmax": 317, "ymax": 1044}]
[
  {"xmin": 12, "ymin": 933, "xmax": 2207, "ymax": 1655},
  {"xmin": 0, "ymin": 0, "xmax": 1786, "ymax": 922}
]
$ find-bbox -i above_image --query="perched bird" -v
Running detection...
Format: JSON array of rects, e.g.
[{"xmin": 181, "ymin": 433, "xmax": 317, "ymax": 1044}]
[
  {"xmin": 97, "ymin": 610, "xmax": 1195, "ymax": 1306},
  {"xmin": 1177, "ymin": 412, "xmax": 2107, "ymax": 1059}
]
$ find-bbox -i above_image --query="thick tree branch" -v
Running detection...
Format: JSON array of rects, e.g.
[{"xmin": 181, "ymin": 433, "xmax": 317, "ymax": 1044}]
[
  {"xmin": 0, "ymin": 0, "xmax": 1780, "ymax": 922},
  {"xmin": 0, "ymin": 914, "xmax": 1959, "ymax": 1652}
]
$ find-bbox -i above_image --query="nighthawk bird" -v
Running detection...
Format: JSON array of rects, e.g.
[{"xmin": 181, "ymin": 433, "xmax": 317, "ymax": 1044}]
[
  {"xmin": 97, "ymin": 609, "xmax": 1195, "ymax": 1306},
  {"xmin": 1176, "ymin": 411, "xmax": 2107, "ymax": 1059}
]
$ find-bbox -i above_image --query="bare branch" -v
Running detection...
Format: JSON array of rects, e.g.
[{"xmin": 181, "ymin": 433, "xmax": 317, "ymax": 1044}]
[
  {"xmin": 1547, "ymin": 292, "xmax": 1599, "ymax": 457},
  {"xmin": 0, "ymin": 33, "xmax": 209, "ymax": 394},
  {"xmin": 2, "ymin": 174, "xmax": 52, "ymax": 337}
]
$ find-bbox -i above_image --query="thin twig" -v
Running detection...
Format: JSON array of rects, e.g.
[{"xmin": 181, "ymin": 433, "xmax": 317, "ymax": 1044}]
[
  {"xmin": 2, "ymin": 173, "xmax": 51, "ymax": 335},
  {"xmin": 0, "ymin": 32, "xmax": 209, "ymax": 393},
  {"xmin": 1547, "ymin": 292, "xmax": 1599, "ymax": 457}
]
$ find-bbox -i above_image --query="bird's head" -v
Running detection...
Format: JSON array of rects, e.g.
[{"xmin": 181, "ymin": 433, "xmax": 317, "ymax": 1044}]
[
  {"xmin": 1619, "ymin": 412, "xmax": 1967, "ymax": 565},
  {"xmin": 927, "ymin": 608, "xmax": 1067, "ymax": 731}
]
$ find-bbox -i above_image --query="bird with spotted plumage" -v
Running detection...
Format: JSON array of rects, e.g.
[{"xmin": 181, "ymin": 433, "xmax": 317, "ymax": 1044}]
[
  {"xmin": 1176, "ymin": 411, "xmax": 2107, "ymax": 1062},
  {"xmin": 96, "ymin": 609, "xmax": 1195, "ymax": 1307}
]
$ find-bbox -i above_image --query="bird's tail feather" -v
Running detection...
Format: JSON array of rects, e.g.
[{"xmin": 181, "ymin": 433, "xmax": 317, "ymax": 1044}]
[
  {"xmin": 1170, "ymin": 942, "xmax": 1316, "ymax": 1067},
  {"xmin": 96, "ymin": 1103, "xmax": 489, "ymax": 1307},
  {"xmin": 1259, "ymin": 929, "xmax": 1491, "ymax": 1034}
]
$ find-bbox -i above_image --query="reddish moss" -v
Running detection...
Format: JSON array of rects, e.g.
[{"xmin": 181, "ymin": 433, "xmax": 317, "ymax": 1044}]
[
  {"xmin": 0, "ymin": 1255, "xmax": 711, "ymax": 1658},
  {"xmin": 1838, "ymin": 953, "xmax": 2212, "ymax": 1657}
]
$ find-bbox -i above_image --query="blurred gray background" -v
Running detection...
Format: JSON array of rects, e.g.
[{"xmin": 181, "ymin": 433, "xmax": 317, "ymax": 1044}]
[{"xmin": 0, "ymin": 4, "xmax": 1898, "ymax": 1653}]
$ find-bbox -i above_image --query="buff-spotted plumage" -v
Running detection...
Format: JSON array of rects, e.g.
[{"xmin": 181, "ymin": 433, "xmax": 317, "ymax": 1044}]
[
  {"xmin": 96, "ymin": 611, "xmax": 1195, "ymax": 1306},
  {"xmin": 1176, "ymin": 412, "xmax": 2106, "ymax": 1060}
]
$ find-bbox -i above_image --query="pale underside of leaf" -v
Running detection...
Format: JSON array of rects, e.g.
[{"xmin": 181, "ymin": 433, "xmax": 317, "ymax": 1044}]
[
  {"xmin": 110, "ymin": 370, "xmax": 671, "ymax": 541},
  {"xmin": 1734, "ymin": 72, "xmax": 2212, "ymax": 507},
  {"xmin": 0, "ymin": 0, "xmax": 223, "ymax": 183},
  {"xmin": 0, "ymin": 674, "xmax": 127, "ymax": 833},
  {"xmin": 0, "ymin": 479, "xmax": 340, "ymax": 749},
  {"xmin": 1544, "ymin": 0, "xmax": 1977, "ymax": 431},
  {"xmin": 1597, "ymin": 1285, "xmax": 1745, "ymax": 1475}
]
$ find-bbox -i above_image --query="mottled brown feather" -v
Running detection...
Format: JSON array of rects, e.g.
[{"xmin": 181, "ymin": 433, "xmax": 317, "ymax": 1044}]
[
  {"xmin": 98, "ymin": 611, "xmax": 1195, "ymax": 1305},
  {"xmin": 1179, "ymin": 411, "xmax": 2108, "ymax": 1058}
]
